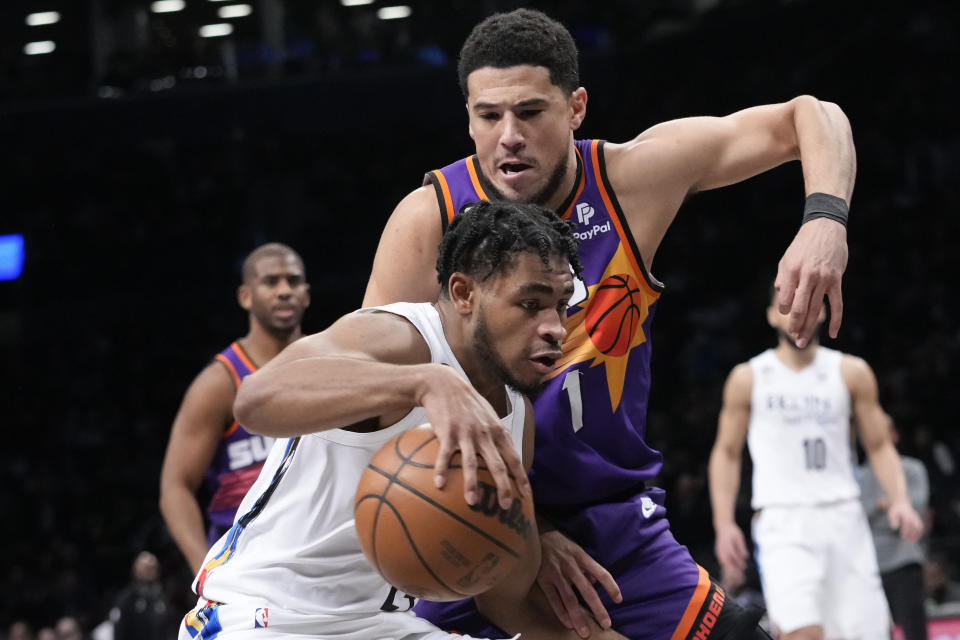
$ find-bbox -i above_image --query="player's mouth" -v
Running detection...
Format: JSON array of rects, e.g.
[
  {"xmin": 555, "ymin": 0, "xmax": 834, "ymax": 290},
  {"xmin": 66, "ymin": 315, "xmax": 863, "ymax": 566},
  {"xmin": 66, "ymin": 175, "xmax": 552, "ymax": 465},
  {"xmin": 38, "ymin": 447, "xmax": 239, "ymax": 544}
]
[
  {"xmin": 529, "ymin": 351, "xmax": 561, "ymax": 374},
  {"xmin": 498, "ymin": 160, "xmax": 534, "ymax": 181},
  {"xmin": 273, "ymin": 305, "xmax": 297, "ymax": 319}
]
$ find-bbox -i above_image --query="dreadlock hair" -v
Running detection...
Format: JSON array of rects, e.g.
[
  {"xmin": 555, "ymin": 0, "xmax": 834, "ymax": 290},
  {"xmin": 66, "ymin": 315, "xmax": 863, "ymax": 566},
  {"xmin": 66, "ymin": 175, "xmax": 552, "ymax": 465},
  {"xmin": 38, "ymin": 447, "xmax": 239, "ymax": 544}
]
[
  {"xmin": 436, "ymin": 200, "xmax": 582, "ymax": 296},
  {"xmin": 458, "ymin": 9, "xmax": 580, "ymax": 99}
]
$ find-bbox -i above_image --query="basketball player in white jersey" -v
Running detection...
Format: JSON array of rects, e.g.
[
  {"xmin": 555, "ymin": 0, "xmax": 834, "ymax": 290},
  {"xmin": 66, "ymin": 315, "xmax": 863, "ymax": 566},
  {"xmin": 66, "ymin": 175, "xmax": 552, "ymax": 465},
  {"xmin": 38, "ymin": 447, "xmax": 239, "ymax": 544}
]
[
  {"xmin": 708, "ymin": 289, "xmax": 923, "ymax": 640},
  {"xmin": 178, "ymin": 201, "xmax": 628, "ymax": 640}
]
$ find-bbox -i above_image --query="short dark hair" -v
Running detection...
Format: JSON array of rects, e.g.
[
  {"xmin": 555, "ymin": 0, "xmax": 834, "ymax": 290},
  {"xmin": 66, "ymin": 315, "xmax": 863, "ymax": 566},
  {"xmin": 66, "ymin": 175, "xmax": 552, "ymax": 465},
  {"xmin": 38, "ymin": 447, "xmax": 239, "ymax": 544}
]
[
  {"xmin": 436, "ymin": 200, "xmax": 582, "ymax": 295},
  {"xmin": 241, "ymin": 242, "xmax": 304, "ymax": 284},
  {"xmin": 458, "ymin": 9, "xmax": 580, "ymax": 99}
]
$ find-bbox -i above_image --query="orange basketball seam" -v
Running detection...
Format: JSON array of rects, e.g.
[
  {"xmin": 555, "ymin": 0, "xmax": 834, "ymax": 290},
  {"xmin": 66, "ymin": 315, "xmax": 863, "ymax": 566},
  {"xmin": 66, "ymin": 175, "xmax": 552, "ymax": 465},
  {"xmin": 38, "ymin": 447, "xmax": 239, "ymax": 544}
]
[{"xmin": 367, "ymin": 465, "xmax": 523, "ymax": 558}]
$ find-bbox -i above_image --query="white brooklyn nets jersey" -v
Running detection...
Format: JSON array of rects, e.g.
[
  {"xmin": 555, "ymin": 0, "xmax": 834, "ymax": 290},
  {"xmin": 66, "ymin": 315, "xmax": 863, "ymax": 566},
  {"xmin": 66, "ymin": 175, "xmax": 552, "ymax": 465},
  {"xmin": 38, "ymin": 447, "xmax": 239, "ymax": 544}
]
[
  {"xmin": 747, "ymin": 347, "xmax": 859, "ymax": 509},
  {"xmin": 188, "ymin": 302, "xmax": 526, "ymax": 626}
]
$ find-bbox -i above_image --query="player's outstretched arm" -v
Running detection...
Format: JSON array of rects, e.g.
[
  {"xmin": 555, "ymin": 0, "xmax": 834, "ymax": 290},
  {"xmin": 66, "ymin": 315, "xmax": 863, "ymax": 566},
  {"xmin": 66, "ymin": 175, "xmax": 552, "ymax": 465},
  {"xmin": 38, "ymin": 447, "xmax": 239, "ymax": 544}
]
[
  {"xmin": 234, "ymin": 310, "xmax": 527, "ymax": 509},
  {"xmin": 707, "ymin": 363, "xmax": 753, "ymax": 588},
  {"xmin": 159, "ymin": 364, "xmax": 236, "ymax": 572},
  {"xmin": 609, "ymin": 96, "xmax": 854, "ymax": 347},
  {"xmin": 363, "ymin": 186, "xmax": 445, "ymax": 307},
  {"xmin": 845, "ymin": 355, "xmax": 924, "ymax": 542}
]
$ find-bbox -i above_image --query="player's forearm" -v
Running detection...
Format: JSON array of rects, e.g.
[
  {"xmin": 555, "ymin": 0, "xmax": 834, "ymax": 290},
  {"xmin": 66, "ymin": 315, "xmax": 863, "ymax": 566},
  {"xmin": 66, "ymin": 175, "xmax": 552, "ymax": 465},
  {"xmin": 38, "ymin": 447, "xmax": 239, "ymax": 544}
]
[
  {"xmin": 235, "ymin": 358, "xmax": 436, "ymax": 437},
  {"xmin": 708, "ymin": 449, "xmax": 742, "ymax": 530},
  {"xmin": 793, "ymin": 96, "xmax": 856, "ymax": 201},
  {"xmin": 159, "ymin": 486, "xmax": 211, "ymax": 573},
  {"xmin": 866, "ymin": 443, "xmax": 911, "ymax": 506}
]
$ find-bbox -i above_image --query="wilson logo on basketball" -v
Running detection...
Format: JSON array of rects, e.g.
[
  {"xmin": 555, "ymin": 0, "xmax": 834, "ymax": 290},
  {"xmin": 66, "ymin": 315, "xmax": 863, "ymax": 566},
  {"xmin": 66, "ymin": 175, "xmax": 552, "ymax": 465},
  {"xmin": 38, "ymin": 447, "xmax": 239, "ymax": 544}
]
[
  {"xmin": 468, "ymin": 481, "xmax": 533, "ymax": 539},
  {"xmin": 585, "ymin": 273, "xmax": 642, "ymax": 356}
]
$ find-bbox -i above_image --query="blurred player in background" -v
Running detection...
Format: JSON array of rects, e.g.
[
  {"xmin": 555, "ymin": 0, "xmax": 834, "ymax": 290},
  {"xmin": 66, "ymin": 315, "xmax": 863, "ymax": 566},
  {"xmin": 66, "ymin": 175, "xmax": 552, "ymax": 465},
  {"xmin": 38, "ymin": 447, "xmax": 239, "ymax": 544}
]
[
  {"xmin": 709, "ymin": 288, "xmax": 924, "ymax": 640},
  {"xmin": 364, "ymin": 7, "xmax": 854, "ymax": 640},
  {"xmin": 159, "ymin": 243, "xmax": 310, "ymax": 572}
]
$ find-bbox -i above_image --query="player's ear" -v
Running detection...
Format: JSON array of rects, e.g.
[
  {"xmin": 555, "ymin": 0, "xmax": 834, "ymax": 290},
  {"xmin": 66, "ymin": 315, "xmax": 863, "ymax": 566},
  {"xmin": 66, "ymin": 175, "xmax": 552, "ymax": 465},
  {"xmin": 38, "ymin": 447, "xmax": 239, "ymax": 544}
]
[
  {"xmin": 569, "ymin": 87, "xmax": 587, "ymax": 130},
  {"xmin": 238, "ymin": 284, "xmax": 252, "ymax": 311},
  {"xmin": 447, "ymin": 272, "xmax": 476, "ymax": 314},
  {"xmin": 467, "ymin": 103, "xmax": 477, "ymax": 142}
]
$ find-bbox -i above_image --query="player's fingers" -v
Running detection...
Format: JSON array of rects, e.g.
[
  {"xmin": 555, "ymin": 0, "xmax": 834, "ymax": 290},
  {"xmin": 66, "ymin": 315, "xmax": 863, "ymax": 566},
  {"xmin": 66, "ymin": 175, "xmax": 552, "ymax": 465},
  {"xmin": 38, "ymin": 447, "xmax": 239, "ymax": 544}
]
[
  {"xmin": 774, "ymin": 266, "xmax": 798, "ymax": 315},
  {"xmin": 788, "ymin": 275, "xmax": 815, "ymax": 347},
  {"xmin": 433, "ymin": 437, "xmax": 453, "ymax": 490},
  {"xmin": 458, "ymin": 438, "xmax": 479, "ymax": 506},
  {"xmin": 481, "ymin": 427, "xmax": 522, "ymax": 509},
  {"xmin": 493, "ymin": 425, "xmax": 531, "ymax": 497},
  {"xmin": 826, "ymin": 279, "xmax": 843, "ymax": 339},
  {"xmin": 538, "ymin": 581, "xmax": 573, "ymax": 629},
  {"xmin": 555, "ymin": 582, "xmax": 590, "ymax": 638},
  {"xmin": 733, "ymin": 533, "xmax": 749, "ymax": 561},
  {"xmin": 579, "ymin": 554, "xmax": 622, "ymax": 603},
  {"xmin": 796, "ymin": 279, "xmax": 828, "ymax": 347},
  {"xmin": 571, "ymin": 571, "xmax": 612, "ymax": 629}
]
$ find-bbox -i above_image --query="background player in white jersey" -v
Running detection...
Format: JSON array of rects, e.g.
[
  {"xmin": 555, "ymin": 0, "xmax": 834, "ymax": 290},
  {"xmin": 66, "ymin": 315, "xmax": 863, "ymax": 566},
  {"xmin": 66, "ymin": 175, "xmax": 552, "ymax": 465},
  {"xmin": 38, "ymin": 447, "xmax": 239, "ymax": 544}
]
[
  {"xmin": 179, "ymin": 201, "xmax": 628, "ymax": 640},
  {"xmin": 708, "ymin": 289, "xmax": 924, "ymax": 640}
]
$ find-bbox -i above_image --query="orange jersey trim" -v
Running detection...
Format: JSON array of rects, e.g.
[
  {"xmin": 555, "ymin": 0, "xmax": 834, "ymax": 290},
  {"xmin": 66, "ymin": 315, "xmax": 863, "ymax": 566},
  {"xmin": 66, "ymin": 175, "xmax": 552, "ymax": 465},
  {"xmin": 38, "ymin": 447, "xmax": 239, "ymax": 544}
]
[
  {"xmin": 215, "ymin": 353, "xmax": 241, "ymax": 388},
  {"xmin": 223, "ymin": 420, "xmax": 240, "ymax": 438},
  {"xmin": 589, "ymin": 140, "xmax": 659, "ymax": 299},
  {"xmin": 669, "ymin": 565, "xmax": 711, "ymax": 640},
  {"xmin": 466, "ymin": 156, "xmax": 491, "ymax": 202},
  {"xmin": 232, "ymin": 342, "xmax": 257, "ymax": 372},
  {"xmin": 431, "ymin": 169, "xmax": 456, "ymax": 225}
]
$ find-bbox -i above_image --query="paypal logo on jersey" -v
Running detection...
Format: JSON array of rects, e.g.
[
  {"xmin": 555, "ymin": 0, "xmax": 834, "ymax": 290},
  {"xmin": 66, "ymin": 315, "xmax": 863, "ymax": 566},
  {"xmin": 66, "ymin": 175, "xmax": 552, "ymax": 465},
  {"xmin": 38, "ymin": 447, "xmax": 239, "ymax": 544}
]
[
  {"xmin": 573, "ymin": 202, "xmax": 611, "ymax": 241},
  {"xmin": 576, "ymin": 202, "xmax": 595, "ymax": 225}
]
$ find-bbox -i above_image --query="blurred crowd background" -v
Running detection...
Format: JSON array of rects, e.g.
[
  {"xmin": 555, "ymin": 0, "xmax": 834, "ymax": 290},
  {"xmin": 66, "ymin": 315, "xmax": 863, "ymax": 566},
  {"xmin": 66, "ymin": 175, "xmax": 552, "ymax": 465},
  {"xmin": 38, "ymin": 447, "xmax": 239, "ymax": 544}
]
[{"xmin": 2, "ymin": 0, "xmax": 958, "ymax": 637}]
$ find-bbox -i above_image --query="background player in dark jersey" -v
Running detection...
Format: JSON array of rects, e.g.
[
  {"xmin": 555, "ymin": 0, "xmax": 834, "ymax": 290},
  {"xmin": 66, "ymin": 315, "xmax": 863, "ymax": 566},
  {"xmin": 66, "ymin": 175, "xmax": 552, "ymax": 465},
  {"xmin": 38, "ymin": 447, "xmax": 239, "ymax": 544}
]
[
  {"xmin": 159, "ymin": 242, "xmax": 310, "ymax": 572},
  {"xmin": 362, "ymin": 8, "xmax": 854, "ymax": 640}
]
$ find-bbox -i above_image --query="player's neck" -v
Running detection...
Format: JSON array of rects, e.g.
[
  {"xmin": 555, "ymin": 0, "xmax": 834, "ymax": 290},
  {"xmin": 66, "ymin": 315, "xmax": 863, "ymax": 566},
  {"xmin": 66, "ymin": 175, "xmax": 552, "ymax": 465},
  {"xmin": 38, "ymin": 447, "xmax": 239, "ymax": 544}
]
[
  {"xmin": 773, "ymin": 340, "xmax": 819, "ymax": 371},
  {"xmin": 243, "ymin": 320, "xmax": 302, "ymax": 366},
  {"xmin": 543, "ymin": 145, "xmax": 581, "ymax": 212}
]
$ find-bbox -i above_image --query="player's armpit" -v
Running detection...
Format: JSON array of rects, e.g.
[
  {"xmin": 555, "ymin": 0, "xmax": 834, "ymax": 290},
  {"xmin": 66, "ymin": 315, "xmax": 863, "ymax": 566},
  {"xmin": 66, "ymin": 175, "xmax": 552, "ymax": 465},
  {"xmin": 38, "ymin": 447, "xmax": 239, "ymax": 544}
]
[{"xmin": 363, "ymin": 186, "xmax": 444, "ymax": 307}]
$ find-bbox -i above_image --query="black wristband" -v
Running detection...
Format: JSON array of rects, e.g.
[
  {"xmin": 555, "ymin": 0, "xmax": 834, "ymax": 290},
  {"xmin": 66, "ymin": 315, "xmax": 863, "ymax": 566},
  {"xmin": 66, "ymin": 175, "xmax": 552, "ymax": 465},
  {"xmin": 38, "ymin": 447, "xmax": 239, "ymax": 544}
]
[{"xmin": 802, "ymin": 192, "xmax": 849, "ymax": 227}]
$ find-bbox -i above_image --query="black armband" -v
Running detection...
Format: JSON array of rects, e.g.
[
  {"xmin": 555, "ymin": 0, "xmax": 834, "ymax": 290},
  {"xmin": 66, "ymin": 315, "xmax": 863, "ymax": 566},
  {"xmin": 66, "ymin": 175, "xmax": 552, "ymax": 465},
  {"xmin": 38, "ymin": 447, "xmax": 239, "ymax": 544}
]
[{"xmin": 802, "ymin": 192, "xmax": 849, "ymax": 227}]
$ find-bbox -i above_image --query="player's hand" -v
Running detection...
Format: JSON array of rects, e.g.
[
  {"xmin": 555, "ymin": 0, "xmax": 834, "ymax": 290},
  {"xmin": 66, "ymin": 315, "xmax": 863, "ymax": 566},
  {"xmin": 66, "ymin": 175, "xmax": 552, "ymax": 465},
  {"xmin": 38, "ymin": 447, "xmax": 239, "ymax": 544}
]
[
  {"xmin": 537, "ymin": 529, "xmax": 622, "ymax": 638},
  {"xmin": 417, "ymin": 364, "xmax": 530, "ymax": 509},
  {"xmin": 775, "ymin": 218, "xmax": 848, "ymax": 347},
  {"xmin": 887, "ymin": 499, "xmax": 924, "ymax": 543},
  {"xmin": 714, "ymin": 523, "xmax": 749, "ymax": 579}
]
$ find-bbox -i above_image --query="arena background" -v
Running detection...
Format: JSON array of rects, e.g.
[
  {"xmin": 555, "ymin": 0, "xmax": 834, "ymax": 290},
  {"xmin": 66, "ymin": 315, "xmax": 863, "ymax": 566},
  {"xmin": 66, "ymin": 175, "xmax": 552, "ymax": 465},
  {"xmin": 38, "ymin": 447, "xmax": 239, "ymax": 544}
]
[{"xmin": 2, "ymin": 0, "xmax": 958, "ymax": 635}]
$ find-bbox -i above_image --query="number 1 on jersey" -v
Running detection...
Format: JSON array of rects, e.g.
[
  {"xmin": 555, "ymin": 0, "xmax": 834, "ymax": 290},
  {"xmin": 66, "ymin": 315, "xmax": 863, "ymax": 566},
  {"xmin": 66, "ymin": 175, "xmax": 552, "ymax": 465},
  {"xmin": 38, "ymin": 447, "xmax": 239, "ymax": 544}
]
[{"xmin": 562, "ymin": 370, "xmax": 584, "ymax": 432}]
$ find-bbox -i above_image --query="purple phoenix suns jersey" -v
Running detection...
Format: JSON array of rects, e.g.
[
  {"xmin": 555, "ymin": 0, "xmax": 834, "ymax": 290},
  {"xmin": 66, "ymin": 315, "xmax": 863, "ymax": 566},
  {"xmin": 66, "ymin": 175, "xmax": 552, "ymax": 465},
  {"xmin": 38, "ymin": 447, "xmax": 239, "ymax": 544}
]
[
  {"xmin": 417, "ymin": 140, "xmax": 715, "ymax": 640},
  {"xmin": 205, "ymin": 342, "xmax": 274, "ymax": 546}
]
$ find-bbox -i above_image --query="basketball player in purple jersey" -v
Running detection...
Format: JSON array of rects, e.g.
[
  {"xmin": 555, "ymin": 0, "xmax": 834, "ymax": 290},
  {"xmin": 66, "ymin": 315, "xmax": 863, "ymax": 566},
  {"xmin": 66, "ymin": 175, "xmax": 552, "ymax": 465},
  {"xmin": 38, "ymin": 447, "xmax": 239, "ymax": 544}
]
[
  {"xmin": 160, "ymin": 243, "xmax": 311, "ymax": 572},
  {"xmin": 363, "ymin": 9, "xmax": 855, "ymax": 640}
]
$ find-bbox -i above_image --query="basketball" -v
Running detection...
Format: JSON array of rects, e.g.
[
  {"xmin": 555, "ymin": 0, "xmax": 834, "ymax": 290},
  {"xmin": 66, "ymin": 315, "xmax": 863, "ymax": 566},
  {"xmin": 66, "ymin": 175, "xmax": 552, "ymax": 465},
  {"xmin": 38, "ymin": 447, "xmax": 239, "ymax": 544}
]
[
  {"xmin": 354, "ymin": 424, "xmax": 535, "ymax": 602},
  {"xmin": 585, "ymin": 273, "xmax": 642, "ymax": 356}
]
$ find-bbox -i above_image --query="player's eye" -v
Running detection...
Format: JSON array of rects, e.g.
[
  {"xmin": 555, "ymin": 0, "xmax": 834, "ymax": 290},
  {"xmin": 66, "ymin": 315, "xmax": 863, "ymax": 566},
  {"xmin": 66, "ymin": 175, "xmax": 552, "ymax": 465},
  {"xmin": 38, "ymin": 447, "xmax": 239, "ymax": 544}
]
[
  {"xmin": 479, "ymin": 112, "xmax": 500, "ymax": 121},
  {"xmin": 520, "ymin": 300, "xmax": 540, "ymax": 312},
  {"xmin": 518, "ymin": 109, "xmax": 542, "ymax": 120}
]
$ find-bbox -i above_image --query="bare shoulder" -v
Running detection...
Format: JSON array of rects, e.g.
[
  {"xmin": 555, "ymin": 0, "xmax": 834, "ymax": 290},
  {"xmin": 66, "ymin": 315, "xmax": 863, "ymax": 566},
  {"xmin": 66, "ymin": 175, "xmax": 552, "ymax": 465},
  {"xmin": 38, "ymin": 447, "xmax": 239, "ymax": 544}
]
[
  {"xmin": 364, "ymin": 185, "xmax": 444, "ymax": 306},
  {"xmin": 386, "ymin": 185, "xmax": 443, "ymax": 234},
  {"xmin": 840, "ymin": 353, "xmax": 876, "ymax": 389},
  {"xmin": 723, "ymin": 362, "xmax": 754, "ymax": 400},
  {"xmin": 190, "ymin": 359, "xmax": 239, "ymax": 403}
]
